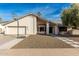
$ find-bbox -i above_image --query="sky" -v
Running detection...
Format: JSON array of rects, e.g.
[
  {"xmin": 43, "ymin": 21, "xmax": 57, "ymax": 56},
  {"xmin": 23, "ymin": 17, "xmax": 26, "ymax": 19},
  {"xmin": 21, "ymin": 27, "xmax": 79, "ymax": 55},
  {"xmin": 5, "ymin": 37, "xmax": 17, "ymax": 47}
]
[{"xmin": 0, "ymin": 3, "xmax": 71, "ymax": 21}]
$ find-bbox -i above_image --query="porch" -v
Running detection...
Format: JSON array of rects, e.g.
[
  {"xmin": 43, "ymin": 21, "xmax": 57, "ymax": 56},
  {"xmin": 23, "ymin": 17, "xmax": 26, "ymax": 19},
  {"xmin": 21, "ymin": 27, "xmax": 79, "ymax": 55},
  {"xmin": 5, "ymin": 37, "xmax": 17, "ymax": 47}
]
[{"xmin": 37, "ymin": 18, "xmax": 56, "ymax": 35}]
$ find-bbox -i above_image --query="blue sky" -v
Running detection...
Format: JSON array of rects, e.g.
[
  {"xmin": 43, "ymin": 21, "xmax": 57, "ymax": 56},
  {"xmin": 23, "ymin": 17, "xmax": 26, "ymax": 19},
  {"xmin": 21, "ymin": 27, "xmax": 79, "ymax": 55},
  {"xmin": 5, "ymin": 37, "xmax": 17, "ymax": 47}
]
[{"xmin": 0, "ymin": 3, "xmax": 71, "ymax": 21}]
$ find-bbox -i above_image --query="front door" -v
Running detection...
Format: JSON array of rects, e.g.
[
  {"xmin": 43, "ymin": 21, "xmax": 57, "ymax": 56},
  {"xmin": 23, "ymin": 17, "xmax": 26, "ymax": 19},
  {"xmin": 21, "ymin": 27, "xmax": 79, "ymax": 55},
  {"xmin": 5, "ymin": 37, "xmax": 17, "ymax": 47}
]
[{"xmin": 49, "ymin": 27, "xmax": 53, "ymax": 34}]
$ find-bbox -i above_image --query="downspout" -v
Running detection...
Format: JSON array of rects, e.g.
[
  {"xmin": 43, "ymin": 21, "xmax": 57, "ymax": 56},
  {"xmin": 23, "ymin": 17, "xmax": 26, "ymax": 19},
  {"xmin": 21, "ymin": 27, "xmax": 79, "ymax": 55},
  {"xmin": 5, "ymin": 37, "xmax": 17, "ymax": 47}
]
[
  {"xmin": 17, "ymin": 19, "xmax": 19, "ymax": 38},
  {"xmin": 33, "ymin": 16, "xmax": 35, "ymax": 34}
]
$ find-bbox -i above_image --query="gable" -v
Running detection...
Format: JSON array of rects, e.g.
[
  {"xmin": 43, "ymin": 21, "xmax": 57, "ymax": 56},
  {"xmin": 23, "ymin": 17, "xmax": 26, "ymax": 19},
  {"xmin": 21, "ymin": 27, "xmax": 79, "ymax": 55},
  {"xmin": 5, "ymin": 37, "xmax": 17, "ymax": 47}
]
[
  {"xmin": 5, "ymin": 15, "xmax": 37, "ymax": 26},
  {"xmin": 4, "ymin": 14, "xmax": 56, "ymax": 26}
]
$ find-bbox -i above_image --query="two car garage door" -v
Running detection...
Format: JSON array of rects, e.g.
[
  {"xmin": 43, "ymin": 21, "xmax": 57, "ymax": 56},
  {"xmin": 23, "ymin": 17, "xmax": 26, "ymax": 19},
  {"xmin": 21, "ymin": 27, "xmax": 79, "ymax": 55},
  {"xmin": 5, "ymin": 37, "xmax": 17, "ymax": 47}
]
[{"xmin": 7, "ymin": 26, "xmax": 26, "ymax": 35}]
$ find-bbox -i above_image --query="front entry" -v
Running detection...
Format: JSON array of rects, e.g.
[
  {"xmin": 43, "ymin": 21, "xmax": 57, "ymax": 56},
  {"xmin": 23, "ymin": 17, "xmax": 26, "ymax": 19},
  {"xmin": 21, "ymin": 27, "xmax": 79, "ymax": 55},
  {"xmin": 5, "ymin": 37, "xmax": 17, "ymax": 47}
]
[{"xmin": 49, "ymin": 27, "xmax": 53, "ymax": 34}]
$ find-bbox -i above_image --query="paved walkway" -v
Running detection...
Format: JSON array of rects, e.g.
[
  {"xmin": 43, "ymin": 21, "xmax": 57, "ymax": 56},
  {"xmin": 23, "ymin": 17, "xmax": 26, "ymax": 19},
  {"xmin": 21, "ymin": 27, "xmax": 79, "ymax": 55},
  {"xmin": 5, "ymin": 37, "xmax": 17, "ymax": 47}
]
[{"xmin": 55, "ymin": 37, "xmax": 79, "ymax": 48}]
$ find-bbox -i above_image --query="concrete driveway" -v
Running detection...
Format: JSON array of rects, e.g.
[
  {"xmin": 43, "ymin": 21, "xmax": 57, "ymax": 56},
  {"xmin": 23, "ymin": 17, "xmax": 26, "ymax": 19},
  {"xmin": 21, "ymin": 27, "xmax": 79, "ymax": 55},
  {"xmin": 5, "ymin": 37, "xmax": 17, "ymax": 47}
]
[
  {"xmin": 0, "ymin": 34, "xmax": 15, "ymax": 45},
  {"xmin": 0, "ymin": 34, "xmax": 24, "ymax": 49}
]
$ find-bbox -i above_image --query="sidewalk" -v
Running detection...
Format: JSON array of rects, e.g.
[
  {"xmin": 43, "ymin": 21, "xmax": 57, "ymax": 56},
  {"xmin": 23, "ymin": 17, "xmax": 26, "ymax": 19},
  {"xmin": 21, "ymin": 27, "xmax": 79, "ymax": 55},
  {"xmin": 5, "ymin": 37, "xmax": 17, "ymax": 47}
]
[
  {"xmin": 55, "ymin": 36, "xmax": 79, "ymax": 48},
  {"xmin": 0, "ymin": 49, "xmax": 79, "ymax": 56}
]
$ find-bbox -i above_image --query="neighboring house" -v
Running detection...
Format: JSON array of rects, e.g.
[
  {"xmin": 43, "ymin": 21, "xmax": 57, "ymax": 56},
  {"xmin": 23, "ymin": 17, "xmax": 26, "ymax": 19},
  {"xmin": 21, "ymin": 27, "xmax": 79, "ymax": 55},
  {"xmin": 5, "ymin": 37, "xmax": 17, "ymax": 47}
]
[
  {"xmin": 0, "ymin": 21, "xmax": 10, "ymax": 34},
  {"xmin": 0, "ymin": 24, "xmax": 4, "ymax": 33},
  {"xmin": 2, "ymin": 14, "xmax": 59, "ymax": 36}
]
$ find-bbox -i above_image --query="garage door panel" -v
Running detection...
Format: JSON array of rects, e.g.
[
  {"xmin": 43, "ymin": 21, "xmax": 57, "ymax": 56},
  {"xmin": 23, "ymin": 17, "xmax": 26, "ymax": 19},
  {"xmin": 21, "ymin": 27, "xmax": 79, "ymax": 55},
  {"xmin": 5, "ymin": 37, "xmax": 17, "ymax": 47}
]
[
  {"xmin": 7, "ymin": 27, "xmax": 17, "ymax": 34},
  {"xmin": 7, "ymin": 26, "xmax": 26, "ymax": 35},
  {"xmin": 19, "ymin": 28, "xmax": 26, "ymax": 35}
]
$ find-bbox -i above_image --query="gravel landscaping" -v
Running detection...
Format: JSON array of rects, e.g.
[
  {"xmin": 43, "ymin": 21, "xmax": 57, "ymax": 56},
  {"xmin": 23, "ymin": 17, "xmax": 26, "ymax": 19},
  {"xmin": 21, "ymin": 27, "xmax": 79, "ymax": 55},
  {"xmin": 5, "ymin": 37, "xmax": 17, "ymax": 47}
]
[{"xmin": 12, "ymin": 35, "xmax": 73, "ymax": 48}]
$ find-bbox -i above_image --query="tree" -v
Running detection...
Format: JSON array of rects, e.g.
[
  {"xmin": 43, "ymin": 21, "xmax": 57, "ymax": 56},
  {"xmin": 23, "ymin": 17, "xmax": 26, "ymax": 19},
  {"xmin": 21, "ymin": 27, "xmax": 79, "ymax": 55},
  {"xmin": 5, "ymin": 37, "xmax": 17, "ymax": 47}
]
[
  {"xmin": 37, "ymin": 12, "xmax": 42, "ymax": 16},
  {"xmin": 61, "ymin": 9, "xmax": 72, "ymax": 26},
  {"xmin": 12, "ymin": 12, "xmax": 18, "ymax": 20},
  {"xmin": 61, "ymin": 4, "xmax": 79, "ymax": 29}
]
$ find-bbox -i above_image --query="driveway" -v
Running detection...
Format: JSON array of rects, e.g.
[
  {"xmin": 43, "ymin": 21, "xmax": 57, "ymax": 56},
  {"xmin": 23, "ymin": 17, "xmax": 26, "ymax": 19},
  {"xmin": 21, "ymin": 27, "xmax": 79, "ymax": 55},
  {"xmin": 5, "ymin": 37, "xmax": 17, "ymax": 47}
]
[
  {"xmin": 12, "ymin": 35, "xmax": 73, "ymax": 48},
  {"xmin": 0, "ymin": 34, "xmax": 24, "ymax": 49},
  {"xmin": 0, "ymin": 34, "xmax": 16, "ymax": 45}
]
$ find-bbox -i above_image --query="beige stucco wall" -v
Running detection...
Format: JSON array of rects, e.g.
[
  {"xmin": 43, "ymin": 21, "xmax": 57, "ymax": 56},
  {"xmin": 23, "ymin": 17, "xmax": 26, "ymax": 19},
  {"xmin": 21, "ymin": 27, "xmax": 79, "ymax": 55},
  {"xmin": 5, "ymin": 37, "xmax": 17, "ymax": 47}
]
[
  {"xmin": 72, "ymin": 29, "xmax": 79, "ymax": 35},
  {"xmin": 4, "ymin": 15, "xmax": 37, "ymax": 35},
  {"xmin": 54, "ymin": 25, "xmax": 59, "ymax": 35}
]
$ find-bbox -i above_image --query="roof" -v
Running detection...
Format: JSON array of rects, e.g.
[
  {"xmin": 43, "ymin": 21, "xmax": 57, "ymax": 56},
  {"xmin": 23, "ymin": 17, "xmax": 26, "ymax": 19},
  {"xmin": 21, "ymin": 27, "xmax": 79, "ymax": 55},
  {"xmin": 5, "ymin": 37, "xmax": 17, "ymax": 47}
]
[
  {"xmin": 52, "ymin": 20, "xmax": 62, "ymax": 25},
  {"xmin": 0, "ymin": 21, "xmax": 11, "ymax": 25},
  {"xmin": 3, "ymin": 13, "xmax": 56, "ymax": 26},
  {"xmin": 2, "ymin": 20, "xmax": 15, "ymax": 26}
]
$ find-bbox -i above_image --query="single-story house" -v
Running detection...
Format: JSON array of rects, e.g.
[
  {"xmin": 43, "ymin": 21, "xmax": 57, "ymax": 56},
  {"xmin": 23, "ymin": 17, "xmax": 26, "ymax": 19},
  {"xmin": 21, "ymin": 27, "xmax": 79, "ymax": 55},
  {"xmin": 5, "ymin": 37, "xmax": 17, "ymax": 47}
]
[
  {"xmin": 1, "ymin": 13, "xmax": 79, "ymax": 36},
  {"xmin": 2, "ymin": 14, "xmax": 60, "ymax": 36},
  {"xmin": 0, "ymin": 24, "xmax": 4, "ymax": 33},
  {"xmin": 0, "ymin": 21, "xmax": 10, "ymax": 34}
]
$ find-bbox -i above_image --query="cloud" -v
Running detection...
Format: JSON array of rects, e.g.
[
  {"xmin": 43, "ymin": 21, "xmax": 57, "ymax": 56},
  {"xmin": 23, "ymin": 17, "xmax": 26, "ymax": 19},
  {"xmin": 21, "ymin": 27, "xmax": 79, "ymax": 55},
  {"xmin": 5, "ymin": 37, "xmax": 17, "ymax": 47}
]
[
  {"xmin": 27, "ymin": 5, "xmax": 61, "ymax": 21},
  {"xmin": 60, "ymin": 4, "xmax": 71, "ymax": 13},
  {"xmin": 27, "ymin": 5, "xmax": 57, "ymax": 16},
  {"xmin": 44, "ymin": 13, "xmax": 61, "ymax": 21},
  {"xmin": 0, "ymin": 3, "xmax": 71, "ymax": 21},
  {"xmin": 52, "ymin": 13, "xmax": 61, "ymax": 18}
]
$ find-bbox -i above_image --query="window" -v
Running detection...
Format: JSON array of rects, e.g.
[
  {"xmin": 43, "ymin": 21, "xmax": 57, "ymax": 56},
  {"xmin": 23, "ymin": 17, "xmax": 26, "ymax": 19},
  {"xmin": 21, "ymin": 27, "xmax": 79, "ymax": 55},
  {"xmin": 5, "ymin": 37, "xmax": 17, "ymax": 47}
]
[
  {"xmin": 59, "ymin": 27, "xmax": 67, "ymax": 32},
  {"xmin": 37, "ymin": 25, "xmax": 46, "ymax": 32},
  {"xmin": 40, "ymin": 27, "xmax": 45, "ymax": 32}
]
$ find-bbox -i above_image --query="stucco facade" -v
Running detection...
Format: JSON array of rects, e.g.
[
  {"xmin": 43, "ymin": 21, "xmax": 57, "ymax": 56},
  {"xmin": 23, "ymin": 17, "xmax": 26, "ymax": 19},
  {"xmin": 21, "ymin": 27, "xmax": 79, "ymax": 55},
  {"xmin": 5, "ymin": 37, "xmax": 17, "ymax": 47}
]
[
  {"xmin": 4, "ymin": 15, "xmax": 37, "ymax": 35},
  {"xmin": 3, "ymin": 14, "xmax": 56, "ymax": 36}
]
